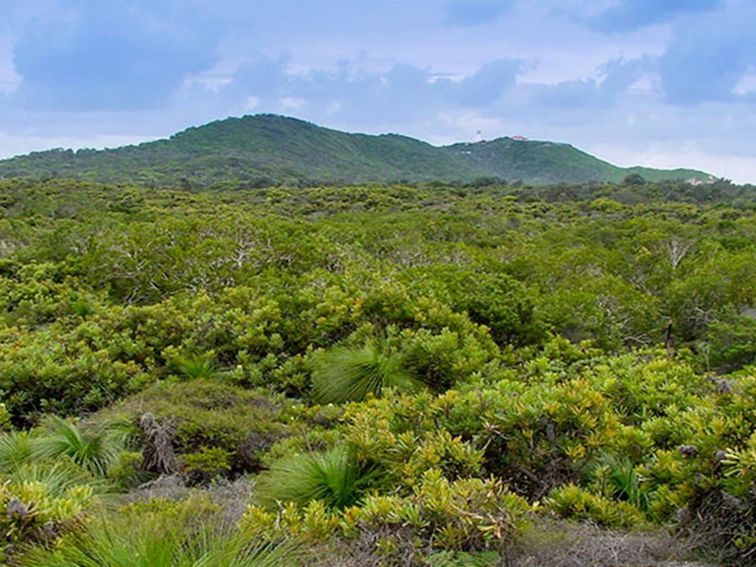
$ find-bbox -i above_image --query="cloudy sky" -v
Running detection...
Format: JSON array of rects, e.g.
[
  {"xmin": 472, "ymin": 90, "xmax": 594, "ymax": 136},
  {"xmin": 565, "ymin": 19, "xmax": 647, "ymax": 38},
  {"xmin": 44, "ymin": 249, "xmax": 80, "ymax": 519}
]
[{"xmin": 1, "ymin": 0, "xmax": 755, "ymax": 182}]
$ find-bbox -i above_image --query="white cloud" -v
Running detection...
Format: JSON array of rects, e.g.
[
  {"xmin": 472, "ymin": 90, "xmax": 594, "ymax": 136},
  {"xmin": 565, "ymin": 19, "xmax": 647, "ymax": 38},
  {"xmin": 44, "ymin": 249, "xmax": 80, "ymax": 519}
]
[
  {"xmin": 733, "ymin": 68, "xmax": 756, "ymax": 96},
  {"xmin": 0, "ymin": 37, "xmax": 20, "ymax": 94},
  {"xmin": 279, "ymin": 97, "xmax": 306, "ymax": 111},
  {"xmin": 589, "ymin": 141, "xmax": 756, "ymax": 184},
  {"xmin": 243, "ymin": 96, "xmax": 260, "ymax": 111}
]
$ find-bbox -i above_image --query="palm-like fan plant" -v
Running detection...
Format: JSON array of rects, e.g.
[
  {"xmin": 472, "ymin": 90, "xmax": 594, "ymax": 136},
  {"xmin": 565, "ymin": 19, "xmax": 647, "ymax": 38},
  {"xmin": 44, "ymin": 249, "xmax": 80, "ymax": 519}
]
[
  {"xmin": 0, "ymin": 430, "xmax": 34, "ymax": 473},
  {"xmin": 255, "ymin": 445, "xmax": 378, "ymax": 510},
  {"xmin": 312, "ymin": 343, "xmax": 424, "ymax": 404},
  {"xmin": 30, "ymin": 416, "xmax": 128, "ymax": 476},
  {"xmin": 18, "ymin": 513, "xmax": 299, "ymax": 567},
  {"xmin": 172, "ymin": 354, "xmax": 222, "ymax": 380},
  {"xmin": 6, "ymin": 459, "xmax": 103, "ymax": 497}
]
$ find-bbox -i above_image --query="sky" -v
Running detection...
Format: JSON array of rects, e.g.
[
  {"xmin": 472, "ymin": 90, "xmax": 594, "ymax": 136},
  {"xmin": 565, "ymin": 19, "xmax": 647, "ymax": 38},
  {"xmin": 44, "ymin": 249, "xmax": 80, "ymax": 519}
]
[{"xmin": 0, "ymin": 0, "xmax": 755, "ymax": 182}]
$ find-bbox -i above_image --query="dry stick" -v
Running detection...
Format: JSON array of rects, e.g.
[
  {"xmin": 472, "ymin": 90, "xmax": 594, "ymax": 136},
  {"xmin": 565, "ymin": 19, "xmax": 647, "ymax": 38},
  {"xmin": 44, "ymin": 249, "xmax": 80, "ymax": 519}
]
[{"xmin": 139, "ymin": 412, "xmax": 177, "ymax": 475}]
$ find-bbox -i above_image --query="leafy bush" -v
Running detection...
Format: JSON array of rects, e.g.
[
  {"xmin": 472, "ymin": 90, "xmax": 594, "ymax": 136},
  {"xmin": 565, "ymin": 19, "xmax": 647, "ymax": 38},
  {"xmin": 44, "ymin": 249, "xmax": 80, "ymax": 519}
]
[
  {"xmin": 0, "ymin": 459, "xmax": 100, "ymax": 556},
  {"xmin": 545, "ymin": 484, "xmax": 646, "ymax": 528},
  {"xmin": 243, "ymin": 469, "xmax": 530, "ymax": 560},
  {"xmin": 95, "ymin": 380, "xmax": 289, "ymax": 477},
  {"xmin": 178, "ymin": 447, "xmax": 233, "ymax": 485},
  {"xmin": 106, "ymin": 451, "xmax": 146, "ymax": 490}
]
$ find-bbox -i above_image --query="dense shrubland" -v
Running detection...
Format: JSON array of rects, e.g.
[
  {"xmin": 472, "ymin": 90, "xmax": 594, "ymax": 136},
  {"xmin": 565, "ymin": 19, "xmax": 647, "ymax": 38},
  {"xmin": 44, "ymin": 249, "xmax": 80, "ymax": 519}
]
[{"xmin": 0, "ymin": 178, "xmax": 753, "ymax": 565}]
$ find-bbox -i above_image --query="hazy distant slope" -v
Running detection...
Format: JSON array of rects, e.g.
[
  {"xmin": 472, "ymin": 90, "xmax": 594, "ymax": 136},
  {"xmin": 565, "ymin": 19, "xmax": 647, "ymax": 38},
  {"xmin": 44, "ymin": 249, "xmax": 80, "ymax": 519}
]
[
  {"xmin": 0, "ymin": 114, "xmax": 714, "ymax": 186},
  {"xmin": 443, "ymin": 138, "xmax": 621, "ymax": 185}
]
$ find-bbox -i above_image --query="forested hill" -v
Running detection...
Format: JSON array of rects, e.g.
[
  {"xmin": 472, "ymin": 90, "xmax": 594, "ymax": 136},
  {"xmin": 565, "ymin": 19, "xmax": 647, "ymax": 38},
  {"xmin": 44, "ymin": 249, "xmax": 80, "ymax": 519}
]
[{"xmin": 0, "ymin": 114, "xmax": 714, "ymax": 187}]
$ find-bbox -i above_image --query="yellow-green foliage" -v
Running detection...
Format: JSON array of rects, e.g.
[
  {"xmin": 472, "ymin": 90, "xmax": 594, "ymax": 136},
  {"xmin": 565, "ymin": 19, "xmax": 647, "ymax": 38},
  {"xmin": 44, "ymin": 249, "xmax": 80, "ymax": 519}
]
[
  {"xmin": 0, "ymin": 460, "xmax": 97, "ymax": 552},
  {"xmin": 19, "ymin": 495, "xmax": 302, "ymax": 567},
  {"xmin": 242, "ymin": 469, "xmax": 530, "ymax": 553},
  {"xmin": 545, "ymin": 484, "xmax": 646, "ymax": 528},
  {"xmin": 0, "ymin": 181, "xmax": 753, "ymax": 564}
]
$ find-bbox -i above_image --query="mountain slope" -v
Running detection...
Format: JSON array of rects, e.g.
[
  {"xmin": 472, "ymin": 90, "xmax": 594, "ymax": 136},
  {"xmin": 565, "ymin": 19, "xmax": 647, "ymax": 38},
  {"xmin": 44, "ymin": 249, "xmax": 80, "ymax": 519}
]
[{"xmin": 0, "ymin": 114, "xmax": 714, "ymax": 186}]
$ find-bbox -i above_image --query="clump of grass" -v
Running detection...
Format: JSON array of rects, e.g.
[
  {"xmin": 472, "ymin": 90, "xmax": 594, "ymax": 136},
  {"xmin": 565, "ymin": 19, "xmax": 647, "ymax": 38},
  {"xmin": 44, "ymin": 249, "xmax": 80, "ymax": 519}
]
[
  {"xmin": 7, "ymin": 458, "xmax": 104, "ymax": 497},
  {"xmin": 71, "ymin": 298, "xmax": 95, "ymax": 318},
  {"xmin": 31, "ymin": 416, "xmax": 128, "ymax": 476},
  {"xmin": 312, "ymin": 343, "xmax": 424, "ymax": 404},
  {"xmin": 17, "ymin": 512, "xmax": 299, "ymax": 567},
  {"xmin": 255, "ymin": 445, "xmax": 378, "ymax": 510},
  {"xmin": 172, "ymin": 354, "xmax": 222, "ymax": 380},
  {"xmin": 0, "ymin": 430, "xmax": 34, "ymax": 473},
  {"xmin": 593, "ymin": 454, "xmax": 649, "ymax": 510}
]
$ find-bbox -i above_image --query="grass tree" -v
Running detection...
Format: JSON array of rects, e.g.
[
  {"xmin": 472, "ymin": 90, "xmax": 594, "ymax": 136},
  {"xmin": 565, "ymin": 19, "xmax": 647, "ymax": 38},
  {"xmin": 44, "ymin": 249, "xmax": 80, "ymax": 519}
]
[
  {"xmin": 30, "ymin": 416, "xmax": 129, "ymax": 476},
  {"xmin": 17, "ymin": 512, "xmax": 299, "ymax": 567},
  {"xmin": 255, "ymin": 445, "xmax": 379, "ymax": 510},
  {"xmin": 171, "ymin": 354, "xmax": 222, "ymax": 380},
  {"xmin": 312, "ymin": 342, "xmax": 426, "ymax": 404},
  {"xmin": 0, "ymin": 430, "xmax": 34, "ymax": 473}
]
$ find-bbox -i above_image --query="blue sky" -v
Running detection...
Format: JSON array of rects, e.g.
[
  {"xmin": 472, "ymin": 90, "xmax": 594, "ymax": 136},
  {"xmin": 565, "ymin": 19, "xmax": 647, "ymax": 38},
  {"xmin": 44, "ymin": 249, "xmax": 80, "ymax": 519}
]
[{"xmin": 1, "ymin": 0, "xmax": 755, "ymax": 182}]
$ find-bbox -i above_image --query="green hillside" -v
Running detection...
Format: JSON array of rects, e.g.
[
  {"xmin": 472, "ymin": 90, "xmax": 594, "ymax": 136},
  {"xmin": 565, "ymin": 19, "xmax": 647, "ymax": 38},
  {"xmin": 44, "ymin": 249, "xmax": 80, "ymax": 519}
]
[
  {"xmin": 0, "ymin": 114, "xmax": 715, "ymax": 186},
  {"xmin": 444, "ymin": 138, "xmax": 711, "ymax": 185}
]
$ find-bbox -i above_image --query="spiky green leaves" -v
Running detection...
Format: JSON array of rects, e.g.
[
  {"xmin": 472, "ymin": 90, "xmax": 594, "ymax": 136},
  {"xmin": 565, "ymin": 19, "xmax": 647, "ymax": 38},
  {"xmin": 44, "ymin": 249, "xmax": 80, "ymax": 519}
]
[
  {"xmin": 171, "ymin": 354, "xmax": 221, "ymax": 380},
  {"xmin": 255, "ymin": 446, "xmax": 378, "ymax": 510},
  {"xmin": 17, "ymin": 509, "xmax": 300, "ymax": 567},
  {"xmin": 311, "ymin": 343, "xmax": 425, "ymax": 404},
  {"xmin": 30, "ymin": 416, "xmax": 129, "ymax": 476},
  {"xmin": 0, "ymin": 430, "xmax": 33, "ymax": 473}
]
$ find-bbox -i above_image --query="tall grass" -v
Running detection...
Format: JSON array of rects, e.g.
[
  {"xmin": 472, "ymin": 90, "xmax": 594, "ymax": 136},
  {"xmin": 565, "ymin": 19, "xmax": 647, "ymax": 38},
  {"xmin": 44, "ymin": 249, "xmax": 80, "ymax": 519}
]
[
  {"xmin": 593, "ymin": 454, "xmax": 648, "ymax": 510},
  {"xmin": 30, "ymin": 416, "xmax": 128, "ymax": 476},
  {"xmin": 312, "ymin": 343, "xmax": 424, "ymax": 403},
  {"xmin": 255, "ymin": 445, "xmax": 377, "ymax": 510},
  {"xmin": 18, "ymin": 513, "xmax": 299, "ymax": 567},
  {"xmin": 7, "ymin": 459, "xmax": 102, "ymax": 497},
  {"xmin": 0, "ymin": 430, "xmax": 34, "ymax": 473},
  {"xmin": 172, "ymin": 354, "xmax": 222, "ymax": 380}
]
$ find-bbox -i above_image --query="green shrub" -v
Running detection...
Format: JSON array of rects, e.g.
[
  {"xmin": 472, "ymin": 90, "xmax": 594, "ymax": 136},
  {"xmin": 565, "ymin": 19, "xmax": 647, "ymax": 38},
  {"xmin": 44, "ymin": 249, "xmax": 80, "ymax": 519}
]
[
  {"xmin": 545, "ymin": 484, "xmax": 646, "ymax": 528},
  {"xmin": 107, "ymin": 451, "xmax": 146, "ymax": 490},
  {"xmin": 243, "ymin": 469, "xmax": 530, "ymax": 558},
  {"xmin": 0, "ymin": 459, "xmax": 100, "ymax": 556},
  {"xmin": 94, "ymin": 380, "xmax": 289, "ymax": 476},
  {"xmin": 178, "ymin": 447, "xmax": 233, "ymax": 485}
]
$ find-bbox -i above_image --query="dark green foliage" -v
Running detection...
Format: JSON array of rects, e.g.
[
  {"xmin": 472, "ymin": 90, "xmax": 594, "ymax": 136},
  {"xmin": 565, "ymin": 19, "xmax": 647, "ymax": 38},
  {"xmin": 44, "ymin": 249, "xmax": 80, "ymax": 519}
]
[
  {"xmin": 106, "ymin": 451, "xmax": 146, "ymax": 489},
  {"xmin": 705, "ymin": 314, "xmax": 756, "ymax": 371},
  {"xmin": 98, "ymin": 380, "xmax": 289, "ymax": 477},
  {"xmin": 623, "ymin": 173, "xmax": 647, "ymax": 185},
  {"xmin": 178, "ymin": 447, "xmax": 233, "ymax": 484}
]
